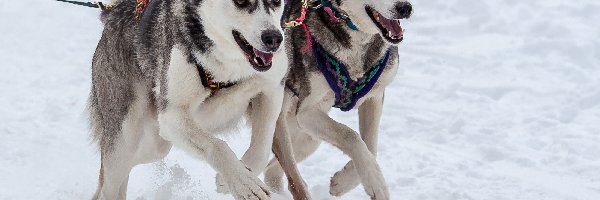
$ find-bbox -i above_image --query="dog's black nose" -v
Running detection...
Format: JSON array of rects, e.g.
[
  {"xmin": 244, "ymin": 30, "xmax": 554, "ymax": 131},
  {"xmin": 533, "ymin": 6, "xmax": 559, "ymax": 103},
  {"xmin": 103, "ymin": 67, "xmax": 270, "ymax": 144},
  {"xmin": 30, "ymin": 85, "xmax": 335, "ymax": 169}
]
[
  {"xmin": 396, "ymin": 2, "xmax": 413, "ymax": 19},
  {"xmin": 261, "ymin": 30, "xmax": 283, "ymax": 52}
]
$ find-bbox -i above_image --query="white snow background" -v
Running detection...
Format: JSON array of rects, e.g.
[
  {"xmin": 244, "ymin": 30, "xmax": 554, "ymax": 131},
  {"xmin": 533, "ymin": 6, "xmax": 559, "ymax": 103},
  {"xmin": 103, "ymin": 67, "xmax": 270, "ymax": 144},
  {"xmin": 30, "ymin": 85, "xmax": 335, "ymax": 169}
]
[{"xmin": 1, "ymin": 0, "xmax": 599, "ymax": 199}]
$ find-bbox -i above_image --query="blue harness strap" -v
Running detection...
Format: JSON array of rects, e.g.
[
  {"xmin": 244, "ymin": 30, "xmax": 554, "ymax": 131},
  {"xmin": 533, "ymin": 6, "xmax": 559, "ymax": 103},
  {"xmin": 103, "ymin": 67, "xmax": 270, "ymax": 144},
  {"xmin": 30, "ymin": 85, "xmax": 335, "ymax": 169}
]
[{"xmin": 311, "ymin": 38, "xmax": 392, "ymax": 111}]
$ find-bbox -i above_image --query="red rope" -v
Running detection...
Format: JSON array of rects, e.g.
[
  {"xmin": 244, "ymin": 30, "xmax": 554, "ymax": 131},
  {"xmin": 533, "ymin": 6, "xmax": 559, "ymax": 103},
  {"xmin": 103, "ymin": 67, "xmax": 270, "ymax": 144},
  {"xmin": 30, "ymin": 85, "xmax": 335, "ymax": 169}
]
[
  {"xmin": 293, "ymin": 7, "xmax": 312, "ymax": 52},
  {"xmin": 301, "ymin": 24, "xmax": 312, "ymax": 52},
  {"xmin": 296, "ymin": 6, "xmax": 308, "ymax": 23},
  {"xmin": 136, "ymin": 0, "xmax": 149, "ymax": 18},
  {"xmin": 323, "ymin": 7, "xmax": 339, "ymax": 23}
]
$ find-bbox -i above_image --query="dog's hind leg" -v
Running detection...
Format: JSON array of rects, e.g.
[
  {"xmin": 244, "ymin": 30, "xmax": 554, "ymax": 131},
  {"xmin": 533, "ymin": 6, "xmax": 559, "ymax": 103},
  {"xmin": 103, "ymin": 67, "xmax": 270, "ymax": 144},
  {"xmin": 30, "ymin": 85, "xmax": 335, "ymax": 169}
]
[
  {"xmin": 264, "ymin": 94, "xmax": 320, "ymax": 199},
  {"xmin": 101, "ymin": 117, "xmax": 170, "ymax": 200},
  {"xmin": 263, "ymin": 92, "xmax": 317, "ymax": 198},
  {"xmin": 265, "ymin": 116, "xmax": 320, "ymax": 199},
  {"xmin": 95, "ymin": 144, "xmax": 136, "ymax": 200},
  {"xmin": 92, "ymin": 154, "xmax": 105, "ymax": 200},
  {"xmin": 330, "ymin": 95, "xmax": 384, "ymax": 196},
  {"xmin": 93, "ymin": 84, "xmax": 172, "ymax": 200},
  {"xmin": 297, "ymin": 105, "xmax": 389, "ymax": 200}
]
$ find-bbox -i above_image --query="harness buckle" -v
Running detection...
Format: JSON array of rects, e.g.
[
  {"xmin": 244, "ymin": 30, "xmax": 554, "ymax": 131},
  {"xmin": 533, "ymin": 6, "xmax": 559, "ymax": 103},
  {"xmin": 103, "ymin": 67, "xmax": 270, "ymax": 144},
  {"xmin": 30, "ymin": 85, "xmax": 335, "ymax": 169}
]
[{"xmin": 285, "ymin": 21, "xmax": 303, "ymax": 28}]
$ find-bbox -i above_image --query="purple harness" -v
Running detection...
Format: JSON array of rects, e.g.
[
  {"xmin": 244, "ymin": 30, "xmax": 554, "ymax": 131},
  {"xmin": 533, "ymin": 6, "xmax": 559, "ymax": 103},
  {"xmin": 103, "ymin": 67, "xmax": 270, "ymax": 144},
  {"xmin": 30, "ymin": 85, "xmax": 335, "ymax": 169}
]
[{"xmin": 311, "ymin": 38, "xmax": 392, "ymax": 111}]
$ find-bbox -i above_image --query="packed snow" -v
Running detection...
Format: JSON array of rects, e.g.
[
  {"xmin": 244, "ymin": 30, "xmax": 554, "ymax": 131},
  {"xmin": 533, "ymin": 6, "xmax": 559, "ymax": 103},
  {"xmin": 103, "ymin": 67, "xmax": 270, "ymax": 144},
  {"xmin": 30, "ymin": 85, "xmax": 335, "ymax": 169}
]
[{"xmin": 1, "ymin": 0, "xmax": 599, "ymax": 199}]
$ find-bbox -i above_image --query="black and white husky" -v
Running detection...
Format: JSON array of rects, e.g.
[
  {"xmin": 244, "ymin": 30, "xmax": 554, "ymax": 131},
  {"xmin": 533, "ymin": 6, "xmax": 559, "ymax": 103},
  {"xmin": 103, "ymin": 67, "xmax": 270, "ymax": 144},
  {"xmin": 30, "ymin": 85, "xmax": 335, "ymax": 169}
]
[
  {"xmin": 261, "ymin": 0, "xmax": 412, "ymax": 199},
  {"xmin": 88, "ymin": 0, "xmax": 286, "ymax": 199}
]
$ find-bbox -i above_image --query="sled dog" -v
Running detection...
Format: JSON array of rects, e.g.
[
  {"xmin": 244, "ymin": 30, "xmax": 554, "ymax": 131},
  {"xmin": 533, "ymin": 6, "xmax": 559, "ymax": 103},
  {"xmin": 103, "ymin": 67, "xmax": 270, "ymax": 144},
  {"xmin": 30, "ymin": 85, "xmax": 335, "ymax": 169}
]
[
  {"xmin": 88, "ymin": 0, "xmax": 286, "ymax": 199},
  {"xmin": 262, "ymin": 0, "xmax": 413, "ymax": 199}
]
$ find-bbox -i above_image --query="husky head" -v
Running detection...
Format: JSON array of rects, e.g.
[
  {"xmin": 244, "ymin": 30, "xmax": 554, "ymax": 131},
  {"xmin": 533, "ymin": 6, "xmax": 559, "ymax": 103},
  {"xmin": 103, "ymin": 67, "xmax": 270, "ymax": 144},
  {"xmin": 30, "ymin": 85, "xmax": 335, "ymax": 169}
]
[
  {"xmin": 198, "ymin": 0, "xmax": 285, "ymax": 72},
  {"xmin": 336, "ymin": 0, "xmax": 413, "ymax": 44}
]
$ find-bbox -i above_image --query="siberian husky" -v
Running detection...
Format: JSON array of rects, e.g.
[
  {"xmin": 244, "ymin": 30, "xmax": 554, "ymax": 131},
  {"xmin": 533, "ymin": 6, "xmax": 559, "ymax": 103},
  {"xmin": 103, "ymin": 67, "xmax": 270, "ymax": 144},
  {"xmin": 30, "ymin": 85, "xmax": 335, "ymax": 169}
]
[
  {"xmin": 261, "ymin": 0, "xmax": 413, "ymax": 199},
  {"xmin": 88, "ymin": 0, "xmax": 286, "ymax": 199}
]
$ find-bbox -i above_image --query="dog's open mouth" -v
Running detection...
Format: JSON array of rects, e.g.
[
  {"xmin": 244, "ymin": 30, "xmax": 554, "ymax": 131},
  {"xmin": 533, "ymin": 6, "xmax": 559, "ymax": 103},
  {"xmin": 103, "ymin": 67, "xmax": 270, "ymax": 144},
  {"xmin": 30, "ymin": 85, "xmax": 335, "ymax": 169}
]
[
  {"xmin": 232, "ymin": 30, "xmax": 273, "ymax": 72},
  {"xmin": 366, "ymin": 6, "xmax": 404, "ymax": 44}
]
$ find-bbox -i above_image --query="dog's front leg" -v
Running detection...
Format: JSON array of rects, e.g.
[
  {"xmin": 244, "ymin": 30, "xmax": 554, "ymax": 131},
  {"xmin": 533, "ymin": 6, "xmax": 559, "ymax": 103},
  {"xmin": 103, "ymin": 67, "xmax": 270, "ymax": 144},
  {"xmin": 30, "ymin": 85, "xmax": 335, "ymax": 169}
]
[
  {"xmin": 330, "ymin": 94, "xmax": 385, "ymax": 196},
  {"xmin": 242, "ymin": 86, "xmax": 284, "ymax": 174},
  {"xmin": 159, "ymin": 107, "xmax": 271, "ymax": 200},
  {"xmin": 298, "ymin": 106, "xmax": 389, "ymax": 200},
  {"xmin": 216, "ymin": 86, "xmax": 285, "ymax": 194}
]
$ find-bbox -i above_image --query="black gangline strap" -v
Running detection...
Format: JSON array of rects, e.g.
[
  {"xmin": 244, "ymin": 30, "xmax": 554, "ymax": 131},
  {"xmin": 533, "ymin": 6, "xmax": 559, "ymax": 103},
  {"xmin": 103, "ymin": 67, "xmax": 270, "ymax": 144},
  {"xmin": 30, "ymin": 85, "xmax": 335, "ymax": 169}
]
[{"xmin": 55, "ymin": 0, "xmax": 110, "ymax": 10}]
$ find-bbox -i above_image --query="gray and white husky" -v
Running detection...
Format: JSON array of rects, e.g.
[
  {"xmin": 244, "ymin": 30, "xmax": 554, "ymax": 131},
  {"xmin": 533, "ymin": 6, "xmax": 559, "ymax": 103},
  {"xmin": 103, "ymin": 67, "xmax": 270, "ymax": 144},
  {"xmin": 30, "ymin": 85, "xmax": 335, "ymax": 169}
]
[
  {"xmin": 88, "ymin": 0, "xmax": 286, "ymax": 199},
  {"xmin": 261, "ymin": 0, "xmax": 413, "ymax": 199}
]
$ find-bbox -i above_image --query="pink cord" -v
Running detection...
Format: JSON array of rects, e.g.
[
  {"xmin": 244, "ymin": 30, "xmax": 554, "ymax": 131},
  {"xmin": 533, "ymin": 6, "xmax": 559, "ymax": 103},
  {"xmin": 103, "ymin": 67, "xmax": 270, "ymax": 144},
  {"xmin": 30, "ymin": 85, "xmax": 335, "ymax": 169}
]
[{"xmin": 323, "ymin": 7, "xmax": 339, "ymax": 23}]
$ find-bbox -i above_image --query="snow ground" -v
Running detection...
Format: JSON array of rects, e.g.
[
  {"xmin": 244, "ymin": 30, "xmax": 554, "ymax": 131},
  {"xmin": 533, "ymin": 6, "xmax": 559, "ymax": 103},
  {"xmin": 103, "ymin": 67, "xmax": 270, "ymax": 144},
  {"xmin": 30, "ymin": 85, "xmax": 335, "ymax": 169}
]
[{"xmin": 1, "ymin": 0, "xmax": 599, "ymax": 199}]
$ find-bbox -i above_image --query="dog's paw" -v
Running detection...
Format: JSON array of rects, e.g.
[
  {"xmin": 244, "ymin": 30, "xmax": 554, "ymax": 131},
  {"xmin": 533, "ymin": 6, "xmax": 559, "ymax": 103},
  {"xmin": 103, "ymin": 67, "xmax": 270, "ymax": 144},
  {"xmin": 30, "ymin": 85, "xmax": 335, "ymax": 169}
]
[
  {"xmin": 225, "ymin": 172, "xmax": 272, "ymax": 200},
  {"xmin": 215, "ymin": 173, "xmax": 230, "ymax": 194},
  {"xmin": 338, "ymin": 158, "xmax": 389, "ymax": 200},
  {"xmin": 329, "ymin": 161, "xmax": 360, "ymax": 196},
  {"xmin": 358, "ymin": 166, "xmax": 389, "ymax": 200}
]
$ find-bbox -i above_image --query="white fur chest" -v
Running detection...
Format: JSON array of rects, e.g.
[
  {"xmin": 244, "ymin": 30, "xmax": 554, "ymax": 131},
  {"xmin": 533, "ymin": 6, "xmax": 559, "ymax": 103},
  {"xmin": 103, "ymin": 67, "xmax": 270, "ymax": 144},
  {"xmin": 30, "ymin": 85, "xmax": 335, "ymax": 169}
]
[{"xmin": 163, "ymin": 46, "xmax": 286, "ymax": 134}]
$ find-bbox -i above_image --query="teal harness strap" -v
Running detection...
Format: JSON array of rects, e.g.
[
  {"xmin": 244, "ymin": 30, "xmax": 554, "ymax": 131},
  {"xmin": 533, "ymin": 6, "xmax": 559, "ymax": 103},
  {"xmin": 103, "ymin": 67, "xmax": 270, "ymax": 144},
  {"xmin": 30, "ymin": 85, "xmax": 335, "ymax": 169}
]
[{"xmin": 311, "ymin": 38, "xmax": 392, "ymax": 111}]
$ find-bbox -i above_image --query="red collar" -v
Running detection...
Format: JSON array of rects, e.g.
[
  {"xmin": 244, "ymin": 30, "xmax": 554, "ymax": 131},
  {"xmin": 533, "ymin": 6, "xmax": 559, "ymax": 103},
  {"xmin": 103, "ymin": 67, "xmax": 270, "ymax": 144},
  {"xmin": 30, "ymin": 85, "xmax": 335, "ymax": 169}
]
[{"xmin": 194, "ymin": 61, "xmax": 236, "ymax": 94}]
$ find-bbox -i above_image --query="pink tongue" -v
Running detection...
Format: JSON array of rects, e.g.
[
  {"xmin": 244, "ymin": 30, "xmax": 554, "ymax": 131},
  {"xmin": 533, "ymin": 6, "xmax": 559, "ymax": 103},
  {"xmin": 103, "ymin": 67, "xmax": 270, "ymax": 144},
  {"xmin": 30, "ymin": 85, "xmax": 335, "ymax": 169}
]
[
  {"xmin": 390, "ymin": 20, "xmax": 403, "ymax": 36},
  {"xmin": 380, "ymin": 16, "xmax": 403, "ymax": 37},
  {"xmin": 381, "ymin": 17, "xmax": 392, "ymax": 30},
  {"xmin": 253, "ymin": 48, "xmax": 273, "ymax": 66}
]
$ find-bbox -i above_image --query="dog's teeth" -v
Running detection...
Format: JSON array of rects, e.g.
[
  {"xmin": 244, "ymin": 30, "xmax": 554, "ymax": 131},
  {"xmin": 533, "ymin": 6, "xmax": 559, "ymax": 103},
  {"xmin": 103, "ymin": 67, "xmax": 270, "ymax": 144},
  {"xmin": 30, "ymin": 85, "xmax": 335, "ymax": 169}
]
[
  {"xmin": 254, "ymin": 56, "xmax": 262, "ymax": 64},
  {"xmin": 388, "ymin": 31, "xmax": 393, "ymax": 37}
]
